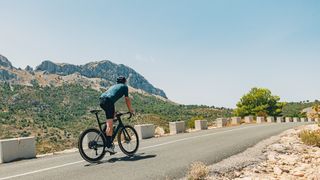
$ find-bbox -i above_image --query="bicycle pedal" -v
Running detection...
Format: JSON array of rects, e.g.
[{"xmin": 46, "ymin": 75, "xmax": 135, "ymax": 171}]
[{"xmin": 109, "ymin": 152, "xmax": 117, "ymax": 155}]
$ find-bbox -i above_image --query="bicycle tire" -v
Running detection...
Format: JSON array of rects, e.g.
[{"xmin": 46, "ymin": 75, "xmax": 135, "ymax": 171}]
[
  {"xmin": 78, "ymin": 128, "xmax": 107, "ymax": 163},
  {"xmin": 117, "ymin": 125, "xmax": 139, "ymax": 156}
]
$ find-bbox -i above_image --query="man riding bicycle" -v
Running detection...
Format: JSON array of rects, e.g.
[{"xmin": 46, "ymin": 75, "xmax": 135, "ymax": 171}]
[{"xmin": 100, "ymin": 76, "xmax": 134, "ymax": 154}]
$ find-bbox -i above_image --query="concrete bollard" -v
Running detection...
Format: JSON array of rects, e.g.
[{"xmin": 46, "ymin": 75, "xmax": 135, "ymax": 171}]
[
  {"xmin": 134, "ymin": 124, "xmax": 155, "ymax": 140},
  {"xmin": 285, "ymin": 117, "xmax": 293, "ymax": 123},
  {"xmin": 244, "ymin": 116, "xmax": 254, "ymax": 123},
  {"xmin": 216, "ymin": 118, "xmax": 228, "ymax": 128},
  {"xmin": 0, "ymin": 137, "xmax": 36, "ymax": 163},
  {"xmin": 231, "ymin": 117, "xmax": 241, "ymax": 125},
  {"xmin": 195, "ymin": 120, "xmax": 208, "ymax": 130},
  {"xmin": 256, "ymin": 117, "xmax": 265, "ymax": 124},
  {"xmin": 300, "ymin": 118, "xmax": 306, "ymax": 122},
  {"xmin": 276, "ymin": 117, "xmax": 284, "ymax": 123},
  {"xmin": 169, "ymin": 121, "xmax": 185, "ymax": 135},
  {"xmin": 308, "ymin": 118, "xmax": 314, "ymax": 122},
  {"xmin": 293, "ymin": 117, "xmax": 300, "ymax": 122},
  {"xmin": 267, "ymin": 117, "xmax": 275, "ymax": 123}
]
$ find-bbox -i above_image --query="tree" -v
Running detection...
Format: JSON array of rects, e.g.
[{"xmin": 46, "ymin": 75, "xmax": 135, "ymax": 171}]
[
  {"xmin": 234, "ymin": 87, "xmax": 285, "ymax": 117},
  {"xmin": 312, "ymin": 104, "xmax": 320, "ymax": 118}
]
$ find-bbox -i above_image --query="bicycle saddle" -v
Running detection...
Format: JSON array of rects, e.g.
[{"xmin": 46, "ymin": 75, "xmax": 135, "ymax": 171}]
[{"xmin": 90, "ymin": 109, "xmax": 102, "ymax": 114}]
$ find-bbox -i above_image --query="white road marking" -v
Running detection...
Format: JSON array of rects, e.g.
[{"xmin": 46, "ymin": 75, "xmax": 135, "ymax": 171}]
[
  {"xmin": 0, "ymin": 161, "xmax": 84, "ymax": 180},
  {"xmin": 0, "ymin": 124, "xmax": 277, "ymax": 180}
]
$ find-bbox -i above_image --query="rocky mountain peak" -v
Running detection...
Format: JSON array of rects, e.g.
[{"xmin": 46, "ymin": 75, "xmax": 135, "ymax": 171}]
[
  {"xmin": 25, "ymin": 65, "xmax": 34, "ymax": 72},
  {"xmin": 0, "ymin": 54, "xmax": 13, "ymax": 68},
  {"xmin": 35, "ymin": 59, "xmax": 167, "ymax": 98}
]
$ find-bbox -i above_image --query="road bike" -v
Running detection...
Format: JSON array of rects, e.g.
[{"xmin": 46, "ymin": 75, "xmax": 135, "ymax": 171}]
[{"xmin": 78, "ymin": 110, "xmax": 139, "ymax": 163}]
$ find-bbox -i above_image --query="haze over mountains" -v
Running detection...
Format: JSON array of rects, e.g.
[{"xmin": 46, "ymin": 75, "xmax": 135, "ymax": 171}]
[{"xmin": 0, "ymin": 54, "xmax": 167, "ymax": 98}]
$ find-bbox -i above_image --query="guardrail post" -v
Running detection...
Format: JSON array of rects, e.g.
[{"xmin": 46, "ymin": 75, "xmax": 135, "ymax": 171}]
[
  {"xmin": 244, "ymin": 116, "xmax": 253, "ymax": 123},
  {"xmin": 256, "ymin": 117, "xmax": 265, "ymax": 124},
  {"xmin": 267, "ymin": 116, "xmax": 275, "ymax": 123},
  {"xmin": 216, "ymin": 118, "xmax": 228, "ymax": 128},
  {"xmin": 169, "ymin": 121, "xmax": 185, "ymax": 135},
  {"xmin": 0, "ymin": 137, "xmax": 36, "ymax": 163},
  {"xmin": 276, "ymin": 117, "xmax": 284, "ymax": 123},
  {"xmin": 134, "ymin": 124, "xmax": 155, "ymax": 140},
  {"xmin": 195, "ymin": 120, "xmax": 208, "ymax": 130},
  {"xmin": 285, "ymin": 117, "xmax": 292, "ymax": 123},
  {"xmin": 231, "ymin": 117, "xmax": 241, "ymax": 125}
]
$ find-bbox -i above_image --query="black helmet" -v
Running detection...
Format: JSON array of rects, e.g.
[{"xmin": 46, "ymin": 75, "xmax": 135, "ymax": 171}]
[{"xmin": 116, "ymin": 76, "xmax": 127, "ymax": 84}]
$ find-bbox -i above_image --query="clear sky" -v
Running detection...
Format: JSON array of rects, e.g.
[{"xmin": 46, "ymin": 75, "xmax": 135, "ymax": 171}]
[{"xmin": 1, "ymin": 0, "xmax": 319, "ymax": 108}]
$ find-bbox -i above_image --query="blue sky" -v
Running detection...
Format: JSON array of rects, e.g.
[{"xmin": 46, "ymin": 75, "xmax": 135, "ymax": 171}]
[{"xmin": 0, "ymin": 0, "xmax": 319, "ymax": 107}]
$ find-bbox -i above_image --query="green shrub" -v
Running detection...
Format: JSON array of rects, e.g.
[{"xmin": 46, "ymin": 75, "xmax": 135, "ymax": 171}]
[{"xmin": 299, "ymin": 130, "xmax": 320, "ymax": 147}]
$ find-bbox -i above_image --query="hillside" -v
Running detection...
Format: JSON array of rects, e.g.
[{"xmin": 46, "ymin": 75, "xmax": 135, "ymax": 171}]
[
  {"xmin": 0, "ymin": 83, "xmax": 232, "ymax": 154},
  {"xmin": 281, "ymin": 101, "xmax": 319, "ymax": 117}
]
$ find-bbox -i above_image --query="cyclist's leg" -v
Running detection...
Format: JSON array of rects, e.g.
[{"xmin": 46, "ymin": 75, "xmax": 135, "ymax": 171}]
[{"xmin": 105, "ymin": 103, "xmax": 115, "ymax": 148}]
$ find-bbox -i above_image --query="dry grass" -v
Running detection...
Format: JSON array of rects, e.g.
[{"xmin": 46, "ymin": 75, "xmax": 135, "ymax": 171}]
[
  {"xmin": 299, "ymin": 130, "xmax": 320, "ymax": 147},
  {"xmin": 187, "ymin": 161, "xmax": 209, "ymax": 180}
]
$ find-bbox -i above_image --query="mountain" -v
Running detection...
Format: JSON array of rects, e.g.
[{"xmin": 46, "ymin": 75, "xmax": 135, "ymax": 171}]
[
  {"xmin": 0, "ymin": 54, "xmax": 166, "ymax": 98},
  {"xmin": 35, "ymin": 60, "xmax": 167, "ymax": 98},
  {"xmin": 0, "ymin": 54, "xmax": 13, "ymax": 68}
]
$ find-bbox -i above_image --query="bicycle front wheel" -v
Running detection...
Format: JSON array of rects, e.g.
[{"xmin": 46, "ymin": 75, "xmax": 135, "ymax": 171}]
[
  {"xmin": 78, "ymin": 128, "xmax": 106, "ymax": 163},
  {"xmin": 117, "ymin": 125, "xmax": 139, "ymax": 156}
]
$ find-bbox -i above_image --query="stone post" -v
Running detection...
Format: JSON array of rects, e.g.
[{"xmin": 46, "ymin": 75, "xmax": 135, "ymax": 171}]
[
  {"xmin": 285, "ymin": 117, "xmax": 292, "ymax": 123},
  {"xmin": 267, "ymin": 116, "xmax": 275, "ymax": 123},
  {"xmin": 244, "ymin": 116, "xmax": 254, "ymax": 123},
  {"xmin": 195, "ymin": 120, "xmax": 208, "ymax": 130},
  {"xmin": 276, "ymin": 117, "xmax": 284, "ymax": 123},
  {"xmin": 256, "ymin": 117, "xmax": 265, "ymax": 124},
  {"xmin": 169, "ymin": 121, "xmax": 185, "ymax": 135},
  {"xmin": 216, "ymin": 118, "xmax": 228, "ymax": 128},
  {"xmin": 231, "ymin": 117, "xmax": 241, "ymax": 125}
]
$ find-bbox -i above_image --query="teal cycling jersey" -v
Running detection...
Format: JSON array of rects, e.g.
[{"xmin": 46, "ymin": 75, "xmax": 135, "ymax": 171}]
[{"xmin": 100, "ymin": 84, "xmax": 129, "ymax": 103}]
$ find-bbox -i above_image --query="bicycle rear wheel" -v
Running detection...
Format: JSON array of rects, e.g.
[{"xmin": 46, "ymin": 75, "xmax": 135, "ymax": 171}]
[
  {"xmin": 78, "ymin": 128, "xmax": 106, "ymax": 163},
  {"xmin": 117, "ymin": 125, "xmax": 139, "ymax": 156}
]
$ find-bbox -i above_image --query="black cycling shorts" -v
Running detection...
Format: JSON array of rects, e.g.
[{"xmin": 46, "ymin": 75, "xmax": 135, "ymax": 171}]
[{"xmin": 99, "ymin": 97, "xmax": 115, "ymax": 119}]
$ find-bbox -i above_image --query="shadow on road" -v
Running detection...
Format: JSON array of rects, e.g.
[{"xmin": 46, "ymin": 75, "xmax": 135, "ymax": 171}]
[{"xmin": 84, "ymin": 153, "xmax": 157, "ymax": 167}]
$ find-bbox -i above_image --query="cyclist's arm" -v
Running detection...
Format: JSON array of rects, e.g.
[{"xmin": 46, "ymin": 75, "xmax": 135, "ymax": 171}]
[{"xmin": 125, "ymin": 96, "xmax": 134, "ymax": 114}]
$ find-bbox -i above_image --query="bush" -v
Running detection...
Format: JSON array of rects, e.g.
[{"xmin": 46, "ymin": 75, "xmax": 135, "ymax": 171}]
[
  {"xmin": 187, "ymin": 161, "xmax": 209, "ymax": 180},
  {"xmin": 299, "ymin": 130, "xmax": 320, "ymax": 147}
]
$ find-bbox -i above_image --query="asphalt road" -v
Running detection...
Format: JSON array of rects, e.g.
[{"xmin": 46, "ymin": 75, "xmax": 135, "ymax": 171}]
[{"xmin": 0, "ymin": 123, "xmax": 309, "ymax": 180}]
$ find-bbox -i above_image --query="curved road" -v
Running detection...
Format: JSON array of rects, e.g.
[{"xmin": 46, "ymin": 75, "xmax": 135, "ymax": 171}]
[{"xmin": 0, "ymin": 123, "xmax": 309, "ymax": 180}]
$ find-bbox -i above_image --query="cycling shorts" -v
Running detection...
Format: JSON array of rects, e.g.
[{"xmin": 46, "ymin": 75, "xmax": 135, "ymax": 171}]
[{"xmin": 99, "ymin": 97, "xmax": 115, "ymax": 119}]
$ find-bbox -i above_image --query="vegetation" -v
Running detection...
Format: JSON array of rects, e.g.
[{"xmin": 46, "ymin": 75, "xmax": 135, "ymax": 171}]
[
  {"xmin": 281, "ymin": 100, "xmax": 319, "ymax": 117},
  {"xmin": 187, "ymin": 161, "xmax": 209, "ymax": 180},
  {"xmin": 0, "ymin": 82, "xmax": 232, "ymax": 154},
  {"xmin": 299, "ymin": 130, "xmax": 320, "ymax": 147},
  {"xmin": 233, "ymin": 87, "xmax": 285, "ymax": 117}
]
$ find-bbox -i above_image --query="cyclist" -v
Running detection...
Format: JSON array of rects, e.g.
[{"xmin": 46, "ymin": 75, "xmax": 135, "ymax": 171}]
[{"xmin": 99, "ymin": 76, "xmax": 134, "ymax": 154}]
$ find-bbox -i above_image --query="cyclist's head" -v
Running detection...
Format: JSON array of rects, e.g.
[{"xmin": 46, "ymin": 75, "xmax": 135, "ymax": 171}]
[{"xmin": 116, "ymin": 76, "xmax": 127, "ymax": 84}]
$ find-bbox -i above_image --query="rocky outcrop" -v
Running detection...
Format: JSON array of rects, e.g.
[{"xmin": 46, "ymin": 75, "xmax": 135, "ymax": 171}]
[
  {"xmin": 0, "ymin": 54, "xmax": 13, "ymax": 68},
  {"xmin": 36, "ymin": 60, "xmax": 167, "ymax": 98},
  {"xmin": 0, "ymin": 69, "xmax": 17, "ymax": 80},
  {"xmin": 25, "ymin": 65, "xmax": 34, "ymax": 72}
]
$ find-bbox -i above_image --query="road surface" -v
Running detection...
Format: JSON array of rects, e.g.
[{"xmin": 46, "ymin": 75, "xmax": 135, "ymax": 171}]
[{"xmin": 0, "ymin": 123, "xmax": 309, "ymax": 180}]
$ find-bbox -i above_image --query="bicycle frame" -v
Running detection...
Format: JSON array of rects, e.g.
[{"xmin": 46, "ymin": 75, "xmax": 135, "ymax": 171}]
[{"xmin": 94, "ymin": 112, "xmax": 131, "ymax": 143}]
